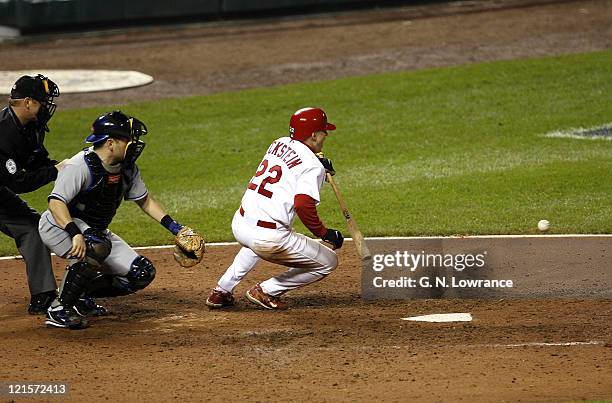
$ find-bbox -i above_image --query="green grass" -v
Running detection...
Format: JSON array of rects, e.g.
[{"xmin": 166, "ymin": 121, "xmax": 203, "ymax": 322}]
[{"xmin": 2, "ymin": 50, "xmax": 611, "ymax": 255}]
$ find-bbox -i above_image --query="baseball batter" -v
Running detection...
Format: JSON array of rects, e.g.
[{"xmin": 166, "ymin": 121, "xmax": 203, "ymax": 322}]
[
  {"xmin": 39, "ymin": 111, "xmax": 204, "ymax": 329},
  {"xmin": 206, "ymin": 107, "xmax": 344, "ymax": 310}
]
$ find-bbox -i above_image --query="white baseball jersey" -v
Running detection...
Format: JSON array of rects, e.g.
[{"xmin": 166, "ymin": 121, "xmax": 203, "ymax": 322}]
[
  {"xmin": 239, "ymin": 136, "xmax": 326, "ymax": 228},
  {"xmin": 215, "ymin": 136, "xmax": 338, "ymax": 297}
]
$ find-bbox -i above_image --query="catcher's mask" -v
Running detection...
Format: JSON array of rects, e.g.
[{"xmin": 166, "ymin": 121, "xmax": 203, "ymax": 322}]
[
  {"xmin": 10, "ymin": 74, "xmax": 60, "ymax": 133},
  {"xmin": 289, "ymin": 107, "xmax": 335, "ymax": 142},
  {"xmin": 86, "ymin": 110, "xmax": 148, "ymax": 167}
]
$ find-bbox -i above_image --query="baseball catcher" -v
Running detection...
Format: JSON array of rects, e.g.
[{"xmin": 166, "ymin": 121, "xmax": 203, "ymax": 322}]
[{"xmin": 38, "ymin": 111, "xmax": 205, "ymax": 329}]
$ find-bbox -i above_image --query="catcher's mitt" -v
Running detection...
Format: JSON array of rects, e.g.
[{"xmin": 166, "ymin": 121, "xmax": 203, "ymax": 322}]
[{"xmin": 173, "ymin": 226, "xmax": 205, "ymax": 267}]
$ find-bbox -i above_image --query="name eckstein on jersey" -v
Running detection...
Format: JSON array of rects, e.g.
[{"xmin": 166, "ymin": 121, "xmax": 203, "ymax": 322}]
[{"xmin": 266, "ymin": 141, "xmax": 303, "ymax": 169}]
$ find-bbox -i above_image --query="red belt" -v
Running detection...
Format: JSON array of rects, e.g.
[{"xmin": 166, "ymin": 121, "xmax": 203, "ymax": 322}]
[{"xmin": 239, "ymin": 207, "xmax": 277, "ymax": 229}]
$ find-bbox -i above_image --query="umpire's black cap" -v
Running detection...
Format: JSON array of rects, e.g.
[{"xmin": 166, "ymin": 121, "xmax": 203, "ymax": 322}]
[{"xmin": 10, "ymin": 75, "xmax": 57, "ymax": 103}]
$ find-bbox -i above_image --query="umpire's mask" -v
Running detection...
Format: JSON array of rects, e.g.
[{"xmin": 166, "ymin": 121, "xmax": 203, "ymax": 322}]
[{"xmin": 10, "ymin": 74, "xmax": 60, "ymax": 133}]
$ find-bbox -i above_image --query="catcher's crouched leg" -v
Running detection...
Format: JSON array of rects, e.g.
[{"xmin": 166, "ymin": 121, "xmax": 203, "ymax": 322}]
[
  {"xmin": 127, "ymin": 256, "xmax": 156, "ymax": 290},
  {"xmin": 87, "ymin": 256, "xmax": 156, "ymax": 297},
  {"xmin": 46, "ymin": 261, "xmax": 100, "ymax": 329},
  {"xmin": 82, "ymin": 228, "xmax": 112, "ymax": 268},
  {"xmin": 58, "ymin": 261, "xmax": 101, "ymax": 308}
]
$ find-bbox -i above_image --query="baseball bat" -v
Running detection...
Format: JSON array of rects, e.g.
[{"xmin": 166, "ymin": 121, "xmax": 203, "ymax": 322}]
[{"xmin": 326, "ymin": 172, "xmax": 372, "ymax": 260}]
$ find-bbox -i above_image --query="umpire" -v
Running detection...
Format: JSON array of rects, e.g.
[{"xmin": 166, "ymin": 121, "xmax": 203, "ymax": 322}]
[{"xmin": 0, "ymin": 74, "xmax": 65, "ymax": 314}]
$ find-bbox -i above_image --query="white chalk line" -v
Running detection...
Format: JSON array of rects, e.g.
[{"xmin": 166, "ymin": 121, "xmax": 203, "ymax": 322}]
[
  {"xmin": 357, "ymin": 340, "xmax": 606, "ymax": 351},
  {"xmin": 308, "ymin": 340, "xmax": 607, "ymax": 350},
  {"xmin": 368, "ymin": 234, "xmax": 612, "ymax": 239},
  {"xmin": 187, "ymin": 341, "xmax": 607, "ymax": 353},
  {"xmin": 1, "ymin": 234, "xmax": 610, "ymax": 260},
  {"xmin": 477, "ymin": 341, "xmax": 605, "ymax": 348}
]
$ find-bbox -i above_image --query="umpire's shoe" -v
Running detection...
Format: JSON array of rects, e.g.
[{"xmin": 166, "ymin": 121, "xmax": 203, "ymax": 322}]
[
  {"xmin": 74, "ymin": 296, "xmax": 108, "ymax": 317},
  {"xmin": 28, "ymin": 290, "xmax": 57, "ymax": 315},
  {"xmin": 206, "ymin": 289, "xmax": 235, "ymax": 309},
  {"xmin": 45, "ymin": 305, "xmax": 88, "ymax": 329}
]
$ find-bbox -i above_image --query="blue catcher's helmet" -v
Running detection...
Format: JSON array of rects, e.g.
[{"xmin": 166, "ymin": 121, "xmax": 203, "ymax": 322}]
[
  {"xmin": 86, "ymin": 110, "xmax": 147, "ymax": 144},
  {"xmin": 86, "ymin": 111, "xmax": 148, "ymax": 167}
]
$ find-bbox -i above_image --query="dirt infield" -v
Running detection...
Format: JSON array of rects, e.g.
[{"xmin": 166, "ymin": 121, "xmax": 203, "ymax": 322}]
[
  {"xmin": 0, "ymin": 0, "xmax": 611, "ymax": 401},
  {"xmin": 0, "ymin": 243, "xmax": 610, "ymax": 401},
  {"xmin": 1, "ymin": 0, "xmax": 611, "ymax": 109}
]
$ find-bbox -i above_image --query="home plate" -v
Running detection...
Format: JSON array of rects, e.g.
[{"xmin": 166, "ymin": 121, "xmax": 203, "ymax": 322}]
[{"xmin": 402, "ymin": 313, "xmax": 473, "ymax": 322}]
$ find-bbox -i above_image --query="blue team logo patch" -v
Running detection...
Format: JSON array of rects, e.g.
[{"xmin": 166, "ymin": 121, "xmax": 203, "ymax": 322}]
[{"xmin": 5, "ymin": 159, "xmax": 16, "ymax": 174}]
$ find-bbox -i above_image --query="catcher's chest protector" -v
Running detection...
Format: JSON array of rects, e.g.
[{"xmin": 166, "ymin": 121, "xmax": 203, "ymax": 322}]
[{"xmin": 69, "ymin": 151, "xmax": 132, "ymax": 230}]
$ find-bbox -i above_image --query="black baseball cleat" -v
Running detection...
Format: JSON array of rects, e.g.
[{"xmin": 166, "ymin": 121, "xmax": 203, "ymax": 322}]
[
  {"xmin": 45, "ymin": 305, "xmax": 88, "ymax": 329},
  {"xmin": 74, "ymin": 296, "xmax": 108, "ymax": 317},
  {"xmin": 28, "ymin": 290, "xmax": 57, "ymax": 315}
]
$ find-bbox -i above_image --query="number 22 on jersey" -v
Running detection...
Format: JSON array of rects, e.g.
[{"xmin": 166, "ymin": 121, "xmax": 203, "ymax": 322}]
[{"xmin": 247, "ymin": 159, "xmax": 283, "ymax": 198}]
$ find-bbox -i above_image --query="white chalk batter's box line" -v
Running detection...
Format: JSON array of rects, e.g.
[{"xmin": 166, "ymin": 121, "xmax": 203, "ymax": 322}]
[
  {"xmin": 245, "ymin": 341, "xmax": 605, "ymax": 353},
  {"xmin": 478, "ymin": 341, "xmax": 604, "ymax": 347},
  {"xmin": 0, "ymin": 234, "xmax": 610, "ymax": 260}
]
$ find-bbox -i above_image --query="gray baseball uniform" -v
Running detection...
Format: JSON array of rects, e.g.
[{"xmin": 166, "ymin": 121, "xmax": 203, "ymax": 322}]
[{"xmin": 38, "ymin": 147, "xmax": 147, "ymax": 275}]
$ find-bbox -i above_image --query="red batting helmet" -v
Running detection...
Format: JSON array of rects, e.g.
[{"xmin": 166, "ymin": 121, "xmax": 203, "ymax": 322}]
[{"xmin": 289, "ymin": 107, "xmax": 336, "ymax": 141}]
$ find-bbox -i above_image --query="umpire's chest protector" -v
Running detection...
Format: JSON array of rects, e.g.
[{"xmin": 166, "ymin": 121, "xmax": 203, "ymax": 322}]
[{"xmin": 69, "ymin": 151, "xmax": 133, "ymax": 230}]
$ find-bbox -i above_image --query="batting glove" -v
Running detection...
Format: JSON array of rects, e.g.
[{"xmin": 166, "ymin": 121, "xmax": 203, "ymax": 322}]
[
  {"xmin": 317, "ymin": 156, "xmax": 335, "ymax": 176},
  {"xmin": 322, "ymin": 228, "xmax": 344, "ymax": 250}
]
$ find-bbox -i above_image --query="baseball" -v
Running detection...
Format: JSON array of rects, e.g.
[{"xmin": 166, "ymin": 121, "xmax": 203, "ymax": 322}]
[{"xmin": 538, "ymin": 219, "xmax": 550, "ymax": 232}]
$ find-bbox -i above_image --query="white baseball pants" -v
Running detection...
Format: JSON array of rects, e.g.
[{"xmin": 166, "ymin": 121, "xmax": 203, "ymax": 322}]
[{"xmin": 217, "ymin": 210, "xmax": 338, "ymax": 296}]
